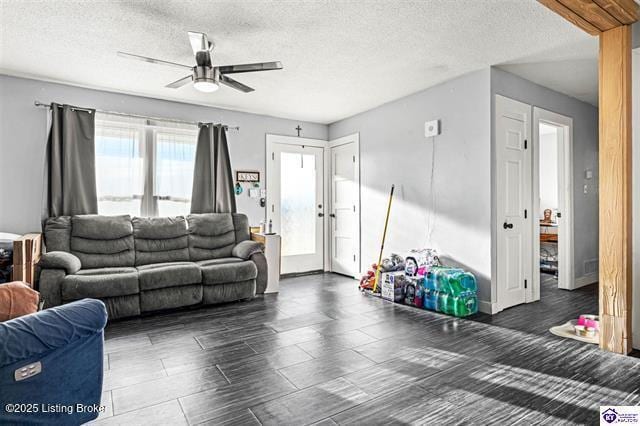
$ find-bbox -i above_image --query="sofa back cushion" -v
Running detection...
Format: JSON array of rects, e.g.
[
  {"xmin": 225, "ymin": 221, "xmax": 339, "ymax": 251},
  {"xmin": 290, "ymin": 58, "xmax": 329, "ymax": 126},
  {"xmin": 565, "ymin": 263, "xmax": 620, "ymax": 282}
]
[
  {"xmin": 43, "ymin": 216, "xmax": 72, "ymax": 252},
  {"xmin": 133, "ymin": 216, "xmax": 190, "ymax": 266},
  {"xmin": 232, "ymin": 214, "xmax": 250, "ymax": 243},
  {"xmin": 187, "ymin": 213, "xmax": 239, "ymax": 261},
  {"xmin": 70, "ymin": 215, "xmax": 135, "ymax": 268}
]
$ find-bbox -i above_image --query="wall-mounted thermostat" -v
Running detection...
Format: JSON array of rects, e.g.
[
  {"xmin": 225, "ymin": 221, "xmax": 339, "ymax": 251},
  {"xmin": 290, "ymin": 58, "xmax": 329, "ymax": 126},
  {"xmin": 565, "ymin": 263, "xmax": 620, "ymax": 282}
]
[{"xmin": 425, "ymin": 120, "xmax": 440, "ymax": 137}]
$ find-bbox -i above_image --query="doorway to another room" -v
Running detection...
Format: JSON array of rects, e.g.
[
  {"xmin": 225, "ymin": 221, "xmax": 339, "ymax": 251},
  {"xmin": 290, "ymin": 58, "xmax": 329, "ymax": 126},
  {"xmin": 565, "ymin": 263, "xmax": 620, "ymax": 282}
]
[{"xmin": 487, "ymin": 96, "xmax": 598, "ymax": 337}]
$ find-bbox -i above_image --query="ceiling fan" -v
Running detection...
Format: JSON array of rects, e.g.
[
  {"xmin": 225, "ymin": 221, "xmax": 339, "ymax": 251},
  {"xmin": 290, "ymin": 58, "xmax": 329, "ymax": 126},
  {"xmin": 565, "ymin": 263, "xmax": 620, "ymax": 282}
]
[{"xmin": 117, "ymin": 32, "xmax": 282, "ymax": 93}]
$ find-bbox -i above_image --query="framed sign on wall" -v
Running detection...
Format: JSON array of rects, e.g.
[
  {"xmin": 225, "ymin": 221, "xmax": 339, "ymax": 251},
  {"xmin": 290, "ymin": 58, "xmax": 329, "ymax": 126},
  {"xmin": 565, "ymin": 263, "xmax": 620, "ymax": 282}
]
[{"xmin": 236, "ymin": 171, "xmax": 260, "ymax": 183}]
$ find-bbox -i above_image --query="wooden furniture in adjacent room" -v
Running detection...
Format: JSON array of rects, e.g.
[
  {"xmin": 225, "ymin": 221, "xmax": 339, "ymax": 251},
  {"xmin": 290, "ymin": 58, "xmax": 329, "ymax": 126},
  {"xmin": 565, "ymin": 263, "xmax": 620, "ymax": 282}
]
[
  {"xmin": 251, "ymin": 232, "xmax": 281, "ymax": 293},
  {"xmin": 12, "ymin": 233, "xmax": 42, "ymax": 288}
]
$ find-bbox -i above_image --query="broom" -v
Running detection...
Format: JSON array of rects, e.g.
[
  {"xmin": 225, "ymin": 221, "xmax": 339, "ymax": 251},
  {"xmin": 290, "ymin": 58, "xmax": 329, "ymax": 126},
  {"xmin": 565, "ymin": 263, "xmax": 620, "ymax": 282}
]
[{"xmin": 372, "ymin": 184, "xmax": 395, "ymax": 293}]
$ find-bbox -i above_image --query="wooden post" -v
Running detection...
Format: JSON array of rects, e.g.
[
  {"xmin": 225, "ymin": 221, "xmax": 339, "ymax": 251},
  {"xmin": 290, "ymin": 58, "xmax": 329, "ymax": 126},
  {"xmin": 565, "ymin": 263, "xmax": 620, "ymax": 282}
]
[{"xmin": 598, "ymin": 25, "xmax": 633, "ymax": 354}]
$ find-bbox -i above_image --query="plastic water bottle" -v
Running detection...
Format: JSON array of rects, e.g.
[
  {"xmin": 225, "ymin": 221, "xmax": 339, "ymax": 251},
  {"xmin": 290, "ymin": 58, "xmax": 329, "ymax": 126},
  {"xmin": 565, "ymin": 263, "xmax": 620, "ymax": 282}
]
[{"xmin": 448, "ymin": 272, "xmax": 477, "ymax": 296}]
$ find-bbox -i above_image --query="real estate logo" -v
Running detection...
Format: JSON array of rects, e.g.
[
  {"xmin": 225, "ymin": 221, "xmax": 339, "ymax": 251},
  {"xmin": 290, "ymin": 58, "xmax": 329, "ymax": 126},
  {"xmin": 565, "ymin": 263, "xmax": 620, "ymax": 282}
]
[{"xmin": 600, "ymin": 406, "xmax": 640, "ymax": 425}]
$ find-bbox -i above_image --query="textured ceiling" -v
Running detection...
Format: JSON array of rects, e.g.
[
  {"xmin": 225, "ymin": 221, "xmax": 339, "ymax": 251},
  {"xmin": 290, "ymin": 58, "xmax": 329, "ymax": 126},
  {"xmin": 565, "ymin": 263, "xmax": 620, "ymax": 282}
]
[{"xmin": 0, "ymin": 0, "xmax": 597, "ymax": 123}]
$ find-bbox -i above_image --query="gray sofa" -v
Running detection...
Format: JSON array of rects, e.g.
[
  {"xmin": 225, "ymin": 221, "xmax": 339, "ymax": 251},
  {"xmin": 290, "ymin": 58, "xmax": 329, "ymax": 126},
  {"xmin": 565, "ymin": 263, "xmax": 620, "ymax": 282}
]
[{"xmin": 38, "ymin": 213, "xmax": 267, "ymax": 319}]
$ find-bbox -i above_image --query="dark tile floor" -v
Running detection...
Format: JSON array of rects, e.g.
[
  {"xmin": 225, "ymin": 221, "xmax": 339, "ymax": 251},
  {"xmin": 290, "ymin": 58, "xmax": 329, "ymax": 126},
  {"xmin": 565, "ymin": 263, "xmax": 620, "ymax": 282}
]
[
  {"xmin": 92, "ymin": 273, "xmax": 639, "ymax": 425},
  {"xmin": 470, "ymin": 273, "xmax": 599, "ymax": 335}
]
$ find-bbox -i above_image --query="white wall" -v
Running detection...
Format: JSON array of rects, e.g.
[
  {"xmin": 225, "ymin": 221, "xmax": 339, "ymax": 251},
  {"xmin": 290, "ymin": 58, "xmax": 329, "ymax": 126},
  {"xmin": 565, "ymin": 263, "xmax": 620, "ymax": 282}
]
[
  {"xmin": 539, "ymin": 130, "xmax": 559, "ymax": 217},
  {"xmin": 0, "ymin": 75, "xmax": 328, "ymax": 234},
  {"xmin": 329, "ymin": 70, "xmax": 493, "ymax": 305},
  {"xmin": 491, "ymin": 68, "xmax": 599, "ymax": 292}
]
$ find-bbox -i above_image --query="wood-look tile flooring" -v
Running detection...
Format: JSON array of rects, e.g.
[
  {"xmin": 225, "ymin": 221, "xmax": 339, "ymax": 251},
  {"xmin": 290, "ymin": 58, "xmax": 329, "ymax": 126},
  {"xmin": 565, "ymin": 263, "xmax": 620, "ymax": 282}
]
[
  {"xmin": 470, "ymin": 273, "xmax": 599, "ymax": 335},
  {"xmin": 92, "ymin": 273, "xmax": 639, "ymax": 425}
]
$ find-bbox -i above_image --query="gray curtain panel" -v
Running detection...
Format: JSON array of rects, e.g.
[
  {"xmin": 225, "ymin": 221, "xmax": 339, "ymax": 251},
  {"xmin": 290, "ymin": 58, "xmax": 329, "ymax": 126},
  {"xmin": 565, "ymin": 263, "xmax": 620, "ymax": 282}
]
[
  {"xmin": 46, "ymin": 103, "xmax": 98, "ymax": 217},
  {"xmin": 190, "ymin": 124, "xmax": 237, "ymax": 214}
]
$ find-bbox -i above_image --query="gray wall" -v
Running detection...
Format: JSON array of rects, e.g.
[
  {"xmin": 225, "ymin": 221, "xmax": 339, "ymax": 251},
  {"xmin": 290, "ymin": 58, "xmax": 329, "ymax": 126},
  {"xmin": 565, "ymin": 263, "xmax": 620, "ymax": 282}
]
[
  {"xmin": 490, "ymin": 68, "xmax": 599, "ymax": 296},
  {"xmin": 329, "ymin": 69, "xmax": 493, "ymax": 304},
  {"xmin": 0, "ymin": 75, "xmax": 327, "ymax": 234}
]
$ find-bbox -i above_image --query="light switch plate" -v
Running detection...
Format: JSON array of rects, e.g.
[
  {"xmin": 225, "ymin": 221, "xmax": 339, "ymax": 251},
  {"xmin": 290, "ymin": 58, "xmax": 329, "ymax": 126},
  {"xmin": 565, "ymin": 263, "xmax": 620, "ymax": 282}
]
[{"xmin": 425, "ymin": 120, "xmax": 440, "ymax": 137}]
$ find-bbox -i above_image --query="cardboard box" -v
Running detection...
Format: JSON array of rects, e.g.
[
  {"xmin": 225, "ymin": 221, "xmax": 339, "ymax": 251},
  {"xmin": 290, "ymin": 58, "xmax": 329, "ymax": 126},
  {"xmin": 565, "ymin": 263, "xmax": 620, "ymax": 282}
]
[
  {"xmin": 12, "ymin": 233, "xmax": 42, "ymax": 288},
  {"xmin": 381, "ymin": 271, "xmax": 406, "ymax": 301}
]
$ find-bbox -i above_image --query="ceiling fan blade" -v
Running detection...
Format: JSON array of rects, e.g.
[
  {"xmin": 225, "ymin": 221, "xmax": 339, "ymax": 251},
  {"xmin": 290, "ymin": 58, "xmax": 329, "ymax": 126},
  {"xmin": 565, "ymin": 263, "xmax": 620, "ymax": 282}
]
[
  {"xmin": 117, "ymin": 51, "xmax": 192, "ymax": 70},
  {"xmin": 217, "ymin": 61, "xmax": 283, "ymax": 74},
  {"xmin": 165, "ymin": 75, "xmax": 193, "ymax": 89},
  {"xmin": 219, "ymin": 75, "xmax": 254, "ymax": 93},
  {"xmin": 188, "ymin": 31, "xmax": 212, "ymax": 54}
]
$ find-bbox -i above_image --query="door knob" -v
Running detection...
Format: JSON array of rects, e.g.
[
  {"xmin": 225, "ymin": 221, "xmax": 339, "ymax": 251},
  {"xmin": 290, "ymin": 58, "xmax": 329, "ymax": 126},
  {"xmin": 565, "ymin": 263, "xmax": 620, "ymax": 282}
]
[
  {"xmin": 329, "ymin": 213, "xmax": 336, "ymax": 218},
  {"xmin": 503, "ymin": 222, "xmax": 513, "ymax": 229},
  {"xmin": 318, "ymin": 213, "xmax": 324, "ymax": 217}
]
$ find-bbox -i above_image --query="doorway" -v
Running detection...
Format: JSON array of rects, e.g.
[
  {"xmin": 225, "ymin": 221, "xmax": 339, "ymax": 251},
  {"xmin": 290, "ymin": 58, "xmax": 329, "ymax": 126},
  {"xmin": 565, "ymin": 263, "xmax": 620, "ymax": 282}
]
[
  {"xmin": 266, "ymin": 136, "xmax": 325, "ymax": 274},
  {"xmin": 533, "ymin": 107, "xmax": 574, "ymax": 298},
  {"xmin": 266, "ymin": 133, "xmax": 361, "ymax": 277},
  {"xmin": 495, "ymin": 96, "xmax": 575, "ymax": 312}
]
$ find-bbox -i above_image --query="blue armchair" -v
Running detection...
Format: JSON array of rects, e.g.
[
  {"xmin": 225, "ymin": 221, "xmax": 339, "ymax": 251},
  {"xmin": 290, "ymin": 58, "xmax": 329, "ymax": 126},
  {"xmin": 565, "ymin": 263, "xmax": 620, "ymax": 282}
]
[{"xmin": 0, "ymin": 299, "xmax": 107, "ymax": 425}]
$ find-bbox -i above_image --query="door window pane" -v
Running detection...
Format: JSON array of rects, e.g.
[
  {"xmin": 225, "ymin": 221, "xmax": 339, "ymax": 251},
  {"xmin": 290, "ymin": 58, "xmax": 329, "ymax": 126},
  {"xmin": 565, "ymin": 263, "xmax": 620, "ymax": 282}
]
[{"xmin": 280, "ymin": 152, "xmax": 316, "ymax": 256}]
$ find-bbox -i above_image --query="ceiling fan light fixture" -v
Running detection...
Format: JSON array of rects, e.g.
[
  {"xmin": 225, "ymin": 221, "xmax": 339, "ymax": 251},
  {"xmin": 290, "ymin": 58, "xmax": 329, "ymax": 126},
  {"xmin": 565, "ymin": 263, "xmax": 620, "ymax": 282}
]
[{"xmin": 194, "ymin": 79, "xmax": 219, "ymax": 92}]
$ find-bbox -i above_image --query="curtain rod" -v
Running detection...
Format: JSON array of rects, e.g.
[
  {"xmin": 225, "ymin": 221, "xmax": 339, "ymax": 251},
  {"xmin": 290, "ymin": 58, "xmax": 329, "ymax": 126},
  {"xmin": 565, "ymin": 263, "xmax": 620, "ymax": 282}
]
[{"xmin": 33, "ymin": 101, "xmax": 240, "ymax": 131}]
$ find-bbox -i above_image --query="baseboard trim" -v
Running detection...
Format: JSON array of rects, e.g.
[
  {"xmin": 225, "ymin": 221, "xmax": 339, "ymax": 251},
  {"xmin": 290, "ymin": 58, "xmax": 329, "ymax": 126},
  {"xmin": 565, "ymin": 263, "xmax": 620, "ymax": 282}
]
[
  {"xmin": 574, "ymin": 274, "xmax": 598, "ymax": 289},
  {"xmin": 478, "ymin": 300, "xmax": 500, "ymax": 315}
]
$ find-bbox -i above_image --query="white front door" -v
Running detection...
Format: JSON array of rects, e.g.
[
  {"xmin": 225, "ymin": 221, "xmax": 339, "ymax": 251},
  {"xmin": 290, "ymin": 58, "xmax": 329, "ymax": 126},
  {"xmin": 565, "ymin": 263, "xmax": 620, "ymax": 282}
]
[
  {"xmin": 269, "ymin": 142, "xmax": 324, "ymax": 274},
  {"xmin": 329, "ymin": 137, "xmax": 359, "ymax": 277},
  {"xmin": 496, "ymin": 95, "xmax": 532, "ymax": 311}
]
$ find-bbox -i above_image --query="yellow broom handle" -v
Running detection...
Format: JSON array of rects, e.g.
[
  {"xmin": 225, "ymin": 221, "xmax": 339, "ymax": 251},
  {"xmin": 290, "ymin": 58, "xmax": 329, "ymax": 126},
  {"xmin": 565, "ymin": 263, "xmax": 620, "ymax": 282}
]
[{"xmin": 373, "ymin": 184, "xmax": 395, "ymax": 292}]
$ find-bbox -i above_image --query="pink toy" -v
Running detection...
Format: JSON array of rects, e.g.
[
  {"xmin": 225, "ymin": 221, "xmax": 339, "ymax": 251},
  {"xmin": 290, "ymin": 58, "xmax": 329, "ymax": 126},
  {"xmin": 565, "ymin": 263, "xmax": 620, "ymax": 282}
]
[{"xmin": 577, "ymin": 315, "xmax": 599, "ymax": 330}]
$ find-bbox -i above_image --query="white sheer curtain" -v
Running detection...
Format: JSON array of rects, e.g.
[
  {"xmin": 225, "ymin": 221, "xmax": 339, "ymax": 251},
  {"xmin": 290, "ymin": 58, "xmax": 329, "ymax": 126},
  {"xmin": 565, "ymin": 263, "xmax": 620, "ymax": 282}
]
[
  {"xmin": 95, "ymin": 115, "xmax": 146, "ymax": 216},
  {"xmin": 94, "ymin": 112, "xmax": 197, "ymax": 217},
  {"xmin": 155, "ymin": 130, "xmax": 197, "ymax": 217}
]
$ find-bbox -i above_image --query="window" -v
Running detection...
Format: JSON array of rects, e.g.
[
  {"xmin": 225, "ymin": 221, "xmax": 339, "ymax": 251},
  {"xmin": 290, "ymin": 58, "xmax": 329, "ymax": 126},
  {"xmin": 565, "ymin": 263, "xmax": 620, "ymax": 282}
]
[{"xmin": 95, "ymin": 113, "xmax": 197, "ymax": 217}]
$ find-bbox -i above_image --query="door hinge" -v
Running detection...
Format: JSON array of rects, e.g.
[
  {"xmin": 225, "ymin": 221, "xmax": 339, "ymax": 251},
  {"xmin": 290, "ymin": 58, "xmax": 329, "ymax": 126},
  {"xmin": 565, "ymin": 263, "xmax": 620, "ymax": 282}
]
[
  {"xmin": 524, "ymin": 279, "xmax": 528, "ymax": 289},
  {"xmin": 272, "ymin": 152, "xmax": 274, "ymax": 160},
  {"xmin": 524, "ymin": 209, "xmax": 527, "ymax": 219},
  {"xmin": 353, "ymin": 155, "xmax": 355, "ymax": 163},
  {"xmin": 524, "ymin": 139, "xmax": 527, "ymax": 150},
  {"xmin": 353, "ymin": 254, "xmax": 356, "ymax": 262},
  {"xmin": 353, "ymin": 205, "xmax": 356, "ymax": 212}
]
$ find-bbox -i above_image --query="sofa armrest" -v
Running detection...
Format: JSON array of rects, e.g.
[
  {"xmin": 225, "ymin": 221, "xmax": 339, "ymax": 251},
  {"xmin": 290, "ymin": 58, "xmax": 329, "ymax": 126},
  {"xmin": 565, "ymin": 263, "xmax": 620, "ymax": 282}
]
[
  {"xmin": 0, "ymin": 299, "xmax": 107, "ymax": 368},
  {"xmin": 38, "ymin": 251, "xmax": 81, "ymax": 274},
  {"xmin": 232, "ymin": 240, "xmax": 263, "ymax": 260}
]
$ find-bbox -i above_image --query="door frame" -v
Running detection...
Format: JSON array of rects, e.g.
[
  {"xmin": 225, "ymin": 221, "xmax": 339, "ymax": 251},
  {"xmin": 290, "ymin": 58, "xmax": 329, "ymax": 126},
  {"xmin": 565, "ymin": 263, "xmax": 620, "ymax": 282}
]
[
  {"xmin": 265, "ymin": 133, "xmax": 362, "ymax": 276},
  {"xmin": 266, "ymin": 134, "xmax": 330, "ymax": 272},
  {"xmin": 328, "ymin": 133, "xmax": 361, "ymax": 277},
  {"xmin": 532, "ymin": 107, "xmax": 575, "ymax": 298},
  {"xmin": 495, "ymin": 95, "xmax": 534, "ymax": 312}
]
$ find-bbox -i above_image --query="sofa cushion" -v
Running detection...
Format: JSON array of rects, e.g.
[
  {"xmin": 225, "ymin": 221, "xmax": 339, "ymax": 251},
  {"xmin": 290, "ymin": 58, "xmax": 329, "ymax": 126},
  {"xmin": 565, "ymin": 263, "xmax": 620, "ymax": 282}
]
[
  {"xmin": 187, "ymin": 213, "xmax": 237, "ymax": 261},
  {"xmin": 196, "ymin": 257, "xmax": 243, "ymax": 267},
  {"xmin": 61, "ymin": 267, "xmax": 139, "ymax": 301},
  {"xmin": 43, "ymin": 216, "xmax": 72, "ymax": 252},
  {"xmin": 136, "ymin": 262, "xmax": 201, "ymax": 291},
  {"xmin": 70, "ymin": 215, "xmax": 135, "ymax": 268},
  {"xmin": 199, "ymin": 260, "xmax": 257, "ymax": 285},
  {"xmin": 232, "ymin": 214, "xmax": 250, "ymax": 243},
  {"xmin": 133, "ymin": 216, "xmax": 190, "ymax": 266}
]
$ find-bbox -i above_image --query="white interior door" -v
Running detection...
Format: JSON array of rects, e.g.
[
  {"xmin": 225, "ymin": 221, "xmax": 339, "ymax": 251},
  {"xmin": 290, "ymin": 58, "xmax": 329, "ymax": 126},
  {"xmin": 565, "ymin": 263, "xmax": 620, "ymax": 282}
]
[
  {"xmin": 496, "ymin": 95, "xmax": 533, "ymax": 311},
  {"xmin": 269, "ymin": 142, "xmax": 324, "ymax": 274},
  {"xmin": 329, "ymin": 137, "xmax": 359, "ymax": 277}
]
